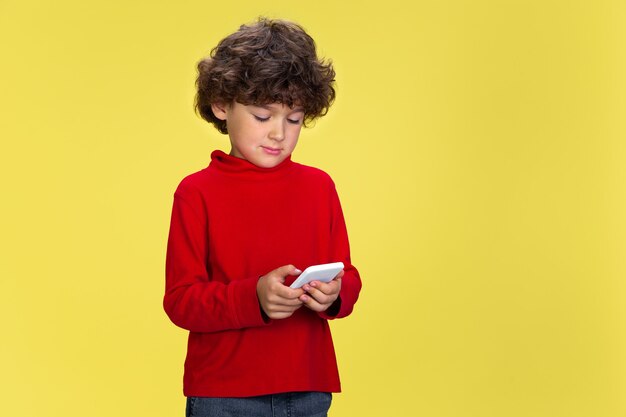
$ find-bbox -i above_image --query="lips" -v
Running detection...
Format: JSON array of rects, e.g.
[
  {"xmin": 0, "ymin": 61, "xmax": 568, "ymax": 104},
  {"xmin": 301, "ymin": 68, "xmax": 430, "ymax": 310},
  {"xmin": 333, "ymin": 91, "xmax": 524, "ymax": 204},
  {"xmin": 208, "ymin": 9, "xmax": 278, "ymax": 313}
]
[{"xmin": 261, "ymin": 146, "xmax": 281, "ymax": 156}]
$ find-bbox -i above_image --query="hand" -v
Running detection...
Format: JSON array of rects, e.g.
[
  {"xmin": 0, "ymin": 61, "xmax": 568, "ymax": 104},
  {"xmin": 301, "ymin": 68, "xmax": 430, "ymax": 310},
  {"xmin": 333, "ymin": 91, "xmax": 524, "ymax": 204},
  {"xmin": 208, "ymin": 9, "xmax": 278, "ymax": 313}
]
[
  {"xmin": 257, "ymin": 265, "xmax": 305, "ymax": 320},
  {"xmin": 300, "ymin": 270, "xmax": 343, "ymax": 313}
]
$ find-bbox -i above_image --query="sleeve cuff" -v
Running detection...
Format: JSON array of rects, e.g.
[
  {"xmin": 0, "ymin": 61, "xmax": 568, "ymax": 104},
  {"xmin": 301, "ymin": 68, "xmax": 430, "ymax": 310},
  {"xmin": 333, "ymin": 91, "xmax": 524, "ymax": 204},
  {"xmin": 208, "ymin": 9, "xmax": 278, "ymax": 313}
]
[
  {"xmin": 318, "ymin": 296, "xmax": 342, "ymax": 320},
  {"xmin": 227, "ymin": 277, "xmax": 270, "ymax": 329}
]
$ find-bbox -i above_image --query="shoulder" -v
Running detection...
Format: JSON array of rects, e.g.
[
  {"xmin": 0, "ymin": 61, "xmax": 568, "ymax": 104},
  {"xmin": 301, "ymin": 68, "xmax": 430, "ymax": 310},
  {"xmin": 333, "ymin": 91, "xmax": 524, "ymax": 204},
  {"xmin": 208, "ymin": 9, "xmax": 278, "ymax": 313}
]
[
  {"xmin": 173, "ymin": 166, "xmax": 217, "ymax": 199},
  {"xmin": 291, "ymin": 161, "xmax": 336, "ymax": 189},
  {"xmin": 176, "ymin": 166, "xmax": 215, "ymax": 193}
]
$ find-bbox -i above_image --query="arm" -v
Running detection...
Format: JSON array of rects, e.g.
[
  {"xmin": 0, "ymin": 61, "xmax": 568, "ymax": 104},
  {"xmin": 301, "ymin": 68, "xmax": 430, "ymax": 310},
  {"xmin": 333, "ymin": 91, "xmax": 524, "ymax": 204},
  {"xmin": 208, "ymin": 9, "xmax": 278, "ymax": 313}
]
[
  {"xmin": 301, "ymin": 183, "xmax": 362, "ymax": 319},
  {"xmin": 163, "ymin": 187, "xmax": 267, "ymax": 333}
]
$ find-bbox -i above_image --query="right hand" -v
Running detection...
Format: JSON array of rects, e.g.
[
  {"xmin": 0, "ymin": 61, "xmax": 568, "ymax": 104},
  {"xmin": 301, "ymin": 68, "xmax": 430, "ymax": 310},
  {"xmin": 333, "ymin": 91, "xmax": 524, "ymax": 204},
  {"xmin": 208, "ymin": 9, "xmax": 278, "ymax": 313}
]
[{"xmin": 257, "ymin": 265, "xmax": 305, "ymax": 320}]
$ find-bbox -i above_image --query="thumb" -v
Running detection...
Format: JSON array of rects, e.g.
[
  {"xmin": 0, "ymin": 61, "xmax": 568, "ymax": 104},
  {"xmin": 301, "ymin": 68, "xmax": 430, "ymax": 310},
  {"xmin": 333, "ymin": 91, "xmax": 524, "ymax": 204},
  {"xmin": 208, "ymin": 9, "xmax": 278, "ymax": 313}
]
[{"xmin": 276, "ymin": 264, "xmax": 302, "ymax": 281}]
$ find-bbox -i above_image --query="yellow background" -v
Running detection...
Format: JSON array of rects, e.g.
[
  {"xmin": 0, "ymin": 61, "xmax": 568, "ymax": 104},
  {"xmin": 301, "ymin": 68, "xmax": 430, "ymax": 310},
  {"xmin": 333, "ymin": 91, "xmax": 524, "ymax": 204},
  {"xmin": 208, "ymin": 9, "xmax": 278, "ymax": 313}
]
[{"xmin": 1, "ymin": 0, "xmax": 625, "ymax": 416}]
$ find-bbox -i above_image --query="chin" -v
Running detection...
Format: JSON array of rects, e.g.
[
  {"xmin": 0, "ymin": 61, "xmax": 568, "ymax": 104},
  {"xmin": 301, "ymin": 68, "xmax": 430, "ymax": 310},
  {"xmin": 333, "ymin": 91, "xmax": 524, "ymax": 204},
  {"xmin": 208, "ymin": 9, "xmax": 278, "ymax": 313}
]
[
  {"xmin": 254, "ymin": 154, "xmax": 287, "ymax": 168},
  {"xmin": 256, "ymin": 160, "xmax": 282, "ymax": 169}
]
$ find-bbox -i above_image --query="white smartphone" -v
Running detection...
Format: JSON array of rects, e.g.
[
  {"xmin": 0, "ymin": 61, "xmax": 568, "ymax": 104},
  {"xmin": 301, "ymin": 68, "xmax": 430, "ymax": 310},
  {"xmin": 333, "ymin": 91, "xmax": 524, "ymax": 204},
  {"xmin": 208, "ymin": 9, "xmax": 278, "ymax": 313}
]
[{"xmin": 290, "ymin": 262, "xmax": 344, "ymax": 289}]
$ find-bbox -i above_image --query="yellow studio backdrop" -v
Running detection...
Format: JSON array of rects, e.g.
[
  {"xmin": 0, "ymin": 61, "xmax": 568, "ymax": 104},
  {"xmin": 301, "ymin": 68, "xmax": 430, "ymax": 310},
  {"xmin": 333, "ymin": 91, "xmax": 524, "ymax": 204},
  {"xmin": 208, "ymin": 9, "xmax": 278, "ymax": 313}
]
[{"xmin": 1, "ymin": 0, "xmax": 625, "ymax": 416}]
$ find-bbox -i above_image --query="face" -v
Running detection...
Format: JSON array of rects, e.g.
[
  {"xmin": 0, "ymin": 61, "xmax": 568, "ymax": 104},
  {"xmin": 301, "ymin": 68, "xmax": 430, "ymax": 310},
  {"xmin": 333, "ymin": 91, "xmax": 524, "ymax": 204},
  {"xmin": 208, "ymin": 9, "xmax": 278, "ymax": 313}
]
[{"xmin": 211, "ymin": 101, "xmax": 305, "ymax": 168}]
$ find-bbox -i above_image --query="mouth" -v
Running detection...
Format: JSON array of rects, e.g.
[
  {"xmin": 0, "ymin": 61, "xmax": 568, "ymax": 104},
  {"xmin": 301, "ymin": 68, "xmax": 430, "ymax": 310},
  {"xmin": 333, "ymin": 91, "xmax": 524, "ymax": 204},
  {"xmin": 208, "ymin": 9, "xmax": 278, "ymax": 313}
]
[{"xmin": 261, "ymin": 146, "xmax": 282, "ymax": 156}]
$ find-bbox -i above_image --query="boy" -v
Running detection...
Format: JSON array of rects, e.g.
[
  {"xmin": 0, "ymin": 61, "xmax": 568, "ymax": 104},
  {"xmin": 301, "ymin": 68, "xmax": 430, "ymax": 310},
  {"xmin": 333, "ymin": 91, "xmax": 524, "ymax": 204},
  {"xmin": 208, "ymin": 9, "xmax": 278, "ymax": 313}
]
[{"xmin": 164, "ymin": 17, "xmax": 361, "ymax": 417}]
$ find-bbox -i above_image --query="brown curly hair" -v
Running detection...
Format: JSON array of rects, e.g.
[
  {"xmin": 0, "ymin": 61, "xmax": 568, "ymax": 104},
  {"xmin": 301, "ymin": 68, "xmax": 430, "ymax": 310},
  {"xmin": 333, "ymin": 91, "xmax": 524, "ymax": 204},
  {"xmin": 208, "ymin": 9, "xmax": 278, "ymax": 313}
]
[{"xmin": 195, "ymin": 18, "xmax": 336, "ymax": 134}]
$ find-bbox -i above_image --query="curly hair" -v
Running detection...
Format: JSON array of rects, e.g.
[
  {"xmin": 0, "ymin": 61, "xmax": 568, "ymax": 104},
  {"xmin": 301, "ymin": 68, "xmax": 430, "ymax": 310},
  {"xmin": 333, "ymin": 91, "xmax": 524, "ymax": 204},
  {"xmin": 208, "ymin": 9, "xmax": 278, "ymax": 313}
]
[{"xmin": 195, "ymin": 18, "xmax": 336, "ymax": 134}]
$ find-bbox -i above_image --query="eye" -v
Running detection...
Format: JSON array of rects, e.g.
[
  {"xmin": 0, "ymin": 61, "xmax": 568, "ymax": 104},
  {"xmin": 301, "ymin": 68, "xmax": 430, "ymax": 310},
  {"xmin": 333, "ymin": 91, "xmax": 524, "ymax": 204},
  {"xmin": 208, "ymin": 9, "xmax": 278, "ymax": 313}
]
[
  {"xmin": 254, "ymin": 115, "xmax": 270, "ymax": 122},
  {"xmin": 287, "ymin": 118, "xmax": 302, "ymax": 125}
]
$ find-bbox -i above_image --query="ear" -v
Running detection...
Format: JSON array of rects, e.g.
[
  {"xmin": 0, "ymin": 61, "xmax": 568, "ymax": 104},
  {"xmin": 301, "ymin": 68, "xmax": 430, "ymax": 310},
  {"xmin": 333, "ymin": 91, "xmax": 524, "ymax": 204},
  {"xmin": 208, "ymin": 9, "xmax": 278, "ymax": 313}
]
[{"xmin": 211, "ymin": 102, "xmax": 228, "ymax": 121}]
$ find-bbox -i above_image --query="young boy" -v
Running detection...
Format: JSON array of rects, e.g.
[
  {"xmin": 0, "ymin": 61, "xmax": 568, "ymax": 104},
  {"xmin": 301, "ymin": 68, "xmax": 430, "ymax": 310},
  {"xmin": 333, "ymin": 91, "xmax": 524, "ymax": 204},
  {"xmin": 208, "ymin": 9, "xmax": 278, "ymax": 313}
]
[{"xmin": 164, "ymin": 18, "xmax": 362, "ymax": 417}]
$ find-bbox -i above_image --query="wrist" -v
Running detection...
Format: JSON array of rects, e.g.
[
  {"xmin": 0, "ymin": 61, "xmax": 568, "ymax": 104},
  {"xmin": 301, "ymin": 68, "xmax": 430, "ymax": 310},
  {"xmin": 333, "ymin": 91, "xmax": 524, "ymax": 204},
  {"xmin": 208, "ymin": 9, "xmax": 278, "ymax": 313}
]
[{"xmin": 324, "ymin": 296, "xmax": 341, "ymax": 317}]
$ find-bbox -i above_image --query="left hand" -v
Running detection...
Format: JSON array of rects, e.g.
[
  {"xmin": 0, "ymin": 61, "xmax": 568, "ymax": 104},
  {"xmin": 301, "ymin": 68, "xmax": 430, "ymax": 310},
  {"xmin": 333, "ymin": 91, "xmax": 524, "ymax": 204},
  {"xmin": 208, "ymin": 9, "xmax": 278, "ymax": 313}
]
[{"xmin": 300, "ymin": 270, "xmax": 343, "ymax": 312}]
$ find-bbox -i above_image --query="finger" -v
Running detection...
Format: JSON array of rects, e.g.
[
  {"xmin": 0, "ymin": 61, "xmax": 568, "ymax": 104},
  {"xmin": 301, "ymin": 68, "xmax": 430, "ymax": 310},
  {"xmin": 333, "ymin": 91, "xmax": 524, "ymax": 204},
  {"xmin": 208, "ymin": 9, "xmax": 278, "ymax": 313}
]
[
  {"xmin": 265, "ymin": 265, "xmax": 302, "ymax": 287},
  {"xmin": 267, "ymin": 295, "xmax": 304, "ymax": 307},
  {"xmin": 265, "ymin": 309, "xmax": 298, "ymax": 320},
  {"xmin": 265, "ymin": 304, "xmax": 302, "ymax": 314},
  {"xmin": 299, "ymin": 293, "xmax": 328, "ymax": 312},
  {"xmin": 301, "ymin": 286, "xmax": 334, "ymax": 305},
  {"xmin": 305, "ymin": 278, "xmax": 342, "ymax": 296},
  {"xmin": 264, "ymin": 302, "xmax": 303, "ymax": 317},
  {"xmin": 272, "ymin": 284, "xmax": 305, "ymax": 300},
  {"xmin": 274, "ymin": 264, "xmax": 302, "ymax": 279}
]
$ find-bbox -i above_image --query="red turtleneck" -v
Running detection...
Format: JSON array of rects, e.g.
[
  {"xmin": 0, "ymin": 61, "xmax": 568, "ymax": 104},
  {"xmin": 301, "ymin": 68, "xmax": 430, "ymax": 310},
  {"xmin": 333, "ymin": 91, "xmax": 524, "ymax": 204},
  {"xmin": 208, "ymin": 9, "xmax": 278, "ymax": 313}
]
[{"xmin": 164, "ymin": 150, "xmax": 361, "ymax": 397}]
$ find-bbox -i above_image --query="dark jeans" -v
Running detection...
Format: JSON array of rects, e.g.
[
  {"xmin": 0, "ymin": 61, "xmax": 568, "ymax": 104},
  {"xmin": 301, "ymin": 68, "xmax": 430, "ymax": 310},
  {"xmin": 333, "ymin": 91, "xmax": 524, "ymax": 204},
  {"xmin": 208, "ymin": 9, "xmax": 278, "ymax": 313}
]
[{"xmin": 186, "ymin": 392, "xmax": 332, "ymax": 417}]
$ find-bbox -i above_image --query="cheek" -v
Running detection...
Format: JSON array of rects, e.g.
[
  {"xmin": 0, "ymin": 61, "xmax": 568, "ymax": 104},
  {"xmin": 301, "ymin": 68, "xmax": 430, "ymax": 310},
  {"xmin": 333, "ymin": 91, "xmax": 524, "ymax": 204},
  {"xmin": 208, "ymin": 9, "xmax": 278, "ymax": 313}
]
[
  {"xmin": 289, "ymin": 125, "xmax": 303, "ymax": 139},
  {"xmin": 288, "ymin": 132, "xmax": 301, "ymax": 149}
]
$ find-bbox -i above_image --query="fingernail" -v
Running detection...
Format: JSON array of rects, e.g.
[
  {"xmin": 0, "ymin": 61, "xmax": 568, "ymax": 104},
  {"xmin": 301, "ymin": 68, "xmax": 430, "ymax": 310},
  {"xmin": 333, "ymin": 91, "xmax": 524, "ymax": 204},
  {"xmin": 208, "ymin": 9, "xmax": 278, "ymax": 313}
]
[{"xmin": 295, "ymin": 268, "xmax": 302, "ymax": 274}]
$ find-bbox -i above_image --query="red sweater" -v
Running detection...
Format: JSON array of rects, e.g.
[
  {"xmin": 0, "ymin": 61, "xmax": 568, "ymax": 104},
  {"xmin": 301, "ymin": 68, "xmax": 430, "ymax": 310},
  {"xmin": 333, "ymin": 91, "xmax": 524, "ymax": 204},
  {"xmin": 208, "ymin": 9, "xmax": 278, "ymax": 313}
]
[{"xmin": 164, "ymin": 150, "xmax": 361, "ymax": 397}]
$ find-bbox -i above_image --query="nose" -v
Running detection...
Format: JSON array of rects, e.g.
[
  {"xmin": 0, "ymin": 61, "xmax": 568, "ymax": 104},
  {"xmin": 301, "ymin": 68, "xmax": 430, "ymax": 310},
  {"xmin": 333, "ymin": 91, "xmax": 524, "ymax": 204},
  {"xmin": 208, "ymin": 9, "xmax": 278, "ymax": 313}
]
[{"xmin": 268, "ymin": 120, "xmax": 285, "ymax": 141}]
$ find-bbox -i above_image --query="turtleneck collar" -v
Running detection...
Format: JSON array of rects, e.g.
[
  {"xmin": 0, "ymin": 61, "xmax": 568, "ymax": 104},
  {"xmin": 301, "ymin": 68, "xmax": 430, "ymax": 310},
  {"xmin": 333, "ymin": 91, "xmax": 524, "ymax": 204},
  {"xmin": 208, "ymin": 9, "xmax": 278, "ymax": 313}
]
[{"xmin": 209, "ymin": 150, "xmax": 295, "ymax": 179}]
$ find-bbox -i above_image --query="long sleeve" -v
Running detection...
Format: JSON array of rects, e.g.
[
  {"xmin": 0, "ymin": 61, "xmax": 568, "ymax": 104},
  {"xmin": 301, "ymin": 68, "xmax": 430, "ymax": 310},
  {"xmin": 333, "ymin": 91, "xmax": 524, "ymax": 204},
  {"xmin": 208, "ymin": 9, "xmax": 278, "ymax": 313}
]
[
  {"xmin": 163, "ymin": 185, "xmax": 267, "ymax": 333},
  {"xmin": 319, "ymin": 184, "xmax": 362, "ymax": 320}
]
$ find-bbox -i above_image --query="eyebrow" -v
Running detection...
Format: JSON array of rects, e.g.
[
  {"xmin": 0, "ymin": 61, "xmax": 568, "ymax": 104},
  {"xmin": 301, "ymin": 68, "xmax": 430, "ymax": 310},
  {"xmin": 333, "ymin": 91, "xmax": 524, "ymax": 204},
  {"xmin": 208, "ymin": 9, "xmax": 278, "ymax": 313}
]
[{"xmin": 257, "ymin": 104, "xmax": 305, "ymax": 113}]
